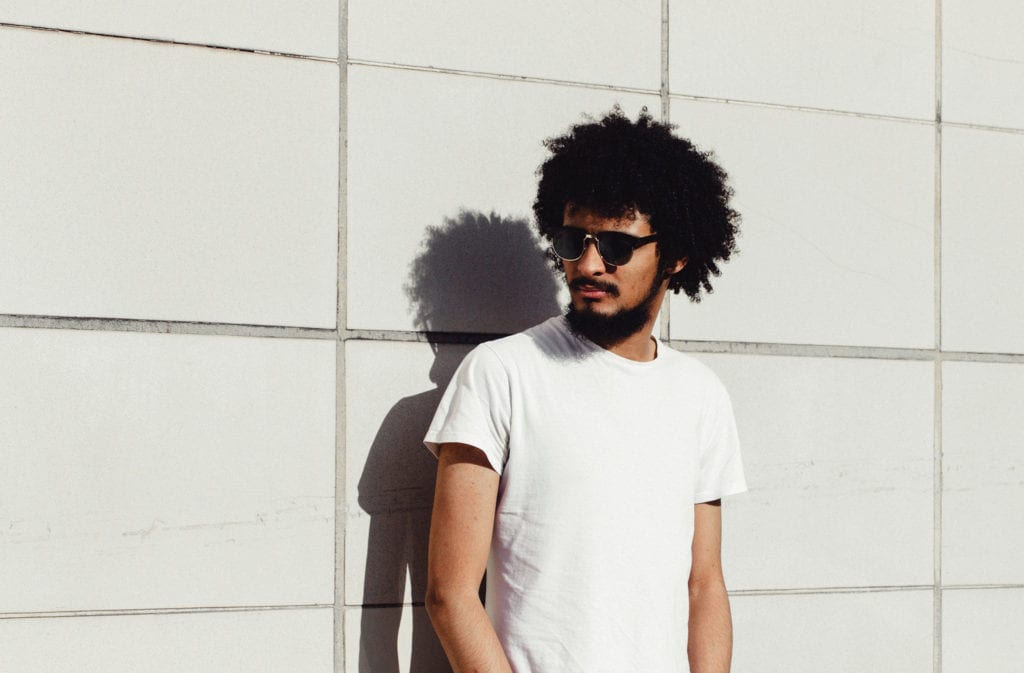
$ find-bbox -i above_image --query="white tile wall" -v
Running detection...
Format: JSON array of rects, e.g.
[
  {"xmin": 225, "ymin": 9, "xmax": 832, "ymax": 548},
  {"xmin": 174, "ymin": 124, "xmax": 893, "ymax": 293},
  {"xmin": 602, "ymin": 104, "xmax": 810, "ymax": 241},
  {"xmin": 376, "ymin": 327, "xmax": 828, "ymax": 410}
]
[
  {"xmin": 344, "ymin": 605, "xmax": 450, "ymax": 673},
  {"xmin": 344, "ymin": 340, "xmax": 472, "ymax": 606},
  {"xmin": 669, "ymin": 100, "xmax": 935, "ymax": 348},
  {"xmin": 943, "ymin": 588, "xmax": 1024, "ymax": 673},
  {"xmin": 346, "ymin": 65, "xmax": 655, "ymax": 332},
  {"xmin": 0, "ymin": 28, "xmax": 338, "ymax": 328},
  {"xmin": 0, "ymin": 327, "xmax": 335, "ymax": 612},
  {"xmin": 670, "ymin": 0, "xmax": 935, "ymax": 119},
  {"xmin": 0, "ymin": 608, "xmax": 334, "ymax": 673},
  {"xmin": 695, "ymin": 353, "xmax": 934, "ymax": 590},
  {"xmin": 942, "ymin": 362, "xmax": 1024, "ymax": 585},
  {"xmin": 0, "ymin": 1, "xmax": 337, "ymax": 57},
  {"xmin": 941, "ymin": 127, "xmax": 1024, "ymax": 354},
  {"xmin": 348, "ymin": 0, "xmax": 661, "ymax": 90},
  {"xmin": 943, "ymin": 0, "xmax": 1024, "ymax": 129},
  {"xmin": 731, "ymin": 591, "xmax": 933, "ymax": 673}
]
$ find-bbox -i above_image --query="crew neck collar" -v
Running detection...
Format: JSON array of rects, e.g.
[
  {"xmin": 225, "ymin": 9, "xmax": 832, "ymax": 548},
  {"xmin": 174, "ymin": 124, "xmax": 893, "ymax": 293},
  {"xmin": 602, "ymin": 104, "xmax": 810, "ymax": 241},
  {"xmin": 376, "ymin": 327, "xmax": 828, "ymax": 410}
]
[{"xmin": 557, "ymin": 316, "xmax": 665, "ymax": 369}]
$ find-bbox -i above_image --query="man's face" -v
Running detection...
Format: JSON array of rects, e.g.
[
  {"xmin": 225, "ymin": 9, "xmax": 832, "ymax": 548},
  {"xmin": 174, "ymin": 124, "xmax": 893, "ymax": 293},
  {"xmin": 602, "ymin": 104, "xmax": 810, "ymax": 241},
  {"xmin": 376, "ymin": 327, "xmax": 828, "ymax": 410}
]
[{"xmin": 560, "ymin": 204, "xmax": 682, "ymax": 345}]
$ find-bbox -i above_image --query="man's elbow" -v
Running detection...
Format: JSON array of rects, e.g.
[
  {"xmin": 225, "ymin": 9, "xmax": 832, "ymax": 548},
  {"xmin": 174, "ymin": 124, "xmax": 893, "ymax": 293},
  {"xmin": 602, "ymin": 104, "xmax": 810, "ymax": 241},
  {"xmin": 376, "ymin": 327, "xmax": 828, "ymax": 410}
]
[
  {"xmin": 689, "ymin": 571, "xmax": 727, "ymax": 604},
  {"xmin": 425, "ymin": 578, "xmax": 476, "ymax": 620}
]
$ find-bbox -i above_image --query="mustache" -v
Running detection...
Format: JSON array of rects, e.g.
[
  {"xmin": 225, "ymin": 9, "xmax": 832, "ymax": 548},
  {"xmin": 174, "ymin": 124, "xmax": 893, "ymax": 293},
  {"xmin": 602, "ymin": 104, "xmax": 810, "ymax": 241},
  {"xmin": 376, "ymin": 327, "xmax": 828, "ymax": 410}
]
[{"xmin": 569, "ymin": 277, "xmax": 619, "ymax": 296}]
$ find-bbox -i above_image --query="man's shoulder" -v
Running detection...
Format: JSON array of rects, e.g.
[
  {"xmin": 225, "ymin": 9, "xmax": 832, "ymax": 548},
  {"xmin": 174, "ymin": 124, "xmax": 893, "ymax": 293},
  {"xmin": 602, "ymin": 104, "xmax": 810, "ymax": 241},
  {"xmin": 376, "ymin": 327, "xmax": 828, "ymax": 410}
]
[
  {"xmin": 477, "ymin": 315, "xmax": 572, "ymax": 361},
  {"xmin": 655, "ymin": 345, "xmax": 731, "ymax": 394}
]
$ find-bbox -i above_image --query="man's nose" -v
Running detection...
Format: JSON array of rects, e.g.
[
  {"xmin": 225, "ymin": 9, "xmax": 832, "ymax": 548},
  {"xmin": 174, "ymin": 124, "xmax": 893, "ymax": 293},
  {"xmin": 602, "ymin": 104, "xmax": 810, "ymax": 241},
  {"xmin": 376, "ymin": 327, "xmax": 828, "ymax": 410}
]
[{"xmin": 576, "ymin": 238, "xmax": 610, "ymax": 275}]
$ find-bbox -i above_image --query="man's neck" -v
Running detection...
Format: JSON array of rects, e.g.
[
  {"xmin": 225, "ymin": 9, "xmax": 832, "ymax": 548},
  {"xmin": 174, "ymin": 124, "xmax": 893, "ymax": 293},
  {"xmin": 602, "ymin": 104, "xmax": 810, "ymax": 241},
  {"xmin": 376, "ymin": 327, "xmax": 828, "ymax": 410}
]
[{"xmin": 602, "ymin": 323, "xmax": 659, "ymax": 362}]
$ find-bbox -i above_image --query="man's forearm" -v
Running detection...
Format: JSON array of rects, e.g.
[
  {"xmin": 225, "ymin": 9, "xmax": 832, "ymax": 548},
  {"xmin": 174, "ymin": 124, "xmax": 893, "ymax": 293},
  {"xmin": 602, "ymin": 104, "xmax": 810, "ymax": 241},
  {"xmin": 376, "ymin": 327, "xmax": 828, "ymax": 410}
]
[
  {"xmin": 427, "ymin": 589, "xmax": 513, "ymax": 673},
  {"xmin": 687, "ymin": 579, "xmax": 733, "ymax": 673}
]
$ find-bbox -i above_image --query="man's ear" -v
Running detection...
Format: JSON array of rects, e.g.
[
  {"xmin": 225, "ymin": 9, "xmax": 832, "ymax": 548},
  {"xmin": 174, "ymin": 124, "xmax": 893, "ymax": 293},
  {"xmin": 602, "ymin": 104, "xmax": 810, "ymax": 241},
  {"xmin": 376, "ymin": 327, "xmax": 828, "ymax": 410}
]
[{"xmin": 664, "ymin": 257, "xmax": 687, "ymax": 277}]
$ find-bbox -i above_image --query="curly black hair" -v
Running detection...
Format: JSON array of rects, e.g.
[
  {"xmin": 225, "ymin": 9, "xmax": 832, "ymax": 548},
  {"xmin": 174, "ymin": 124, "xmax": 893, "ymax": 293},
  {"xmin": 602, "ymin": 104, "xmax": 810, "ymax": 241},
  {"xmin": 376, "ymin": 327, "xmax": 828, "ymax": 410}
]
[{"xmin": 533, "ymin": 106, "xmax": 739, "ymax": 300}]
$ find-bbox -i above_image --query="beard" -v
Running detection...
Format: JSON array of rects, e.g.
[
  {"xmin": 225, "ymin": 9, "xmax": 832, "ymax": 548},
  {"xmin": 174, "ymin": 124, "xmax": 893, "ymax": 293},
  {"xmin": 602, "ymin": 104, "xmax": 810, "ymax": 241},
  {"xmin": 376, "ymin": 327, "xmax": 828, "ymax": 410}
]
[{"xmin": 565, "ymin": 272, "xmax": 663, "ymax": 348}]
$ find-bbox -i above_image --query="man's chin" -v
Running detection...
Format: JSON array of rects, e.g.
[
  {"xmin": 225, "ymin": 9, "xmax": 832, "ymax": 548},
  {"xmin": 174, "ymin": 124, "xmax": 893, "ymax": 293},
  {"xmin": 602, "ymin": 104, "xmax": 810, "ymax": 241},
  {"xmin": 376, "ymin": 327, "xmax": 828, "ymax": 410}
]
[{"xmin": 565, "ymin": 301, "xmax": 650, "ymax": 347}]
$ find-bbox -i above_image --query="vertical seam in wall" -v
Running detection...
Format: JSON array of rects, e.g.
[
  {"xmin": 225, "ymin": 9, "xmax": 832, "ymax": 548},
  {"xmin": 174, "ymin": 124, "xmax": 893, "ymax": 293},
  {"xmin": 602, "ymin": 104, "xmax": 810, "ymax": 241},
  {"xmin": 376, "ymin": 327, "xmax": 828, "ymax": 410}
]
[
  {"xmin": 659, "ymin": 0, "xmax": 672, "ymax": 342},
  {"xmin": 933, "ymin": 1, "xmax": 944, "ymax": 671},
  {"xmin": 335, "ymin": 0, "xmax": 350, "ymax": 670}
]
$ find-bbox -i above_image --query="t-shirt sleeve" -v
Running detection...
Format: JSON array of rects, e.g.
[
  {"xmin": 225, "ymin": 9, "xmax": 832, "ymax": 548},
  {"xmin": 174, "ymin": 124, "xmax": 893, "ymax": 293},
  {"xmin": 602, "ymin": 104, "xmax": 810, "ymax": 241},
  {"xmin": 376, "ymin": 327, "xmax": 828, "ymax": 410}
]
[
  {"xmin": 423, "ymin": 343, "xmax": 511, "ymax": 474},
  {"xmin": 694, "ymin": 379, "xmax": 747, "ymax": 503}
]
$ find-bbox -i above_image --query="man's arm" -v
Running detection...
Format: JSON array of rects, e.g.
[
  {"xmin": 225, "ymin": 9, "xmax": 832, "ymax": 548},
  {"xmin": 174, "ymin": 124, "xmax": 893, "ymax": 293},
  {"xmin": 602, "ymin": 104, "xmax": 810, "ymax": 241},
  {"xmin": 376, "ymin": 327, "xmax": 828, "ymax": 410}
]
[
  {"xmin": 426, "ymin": 443, "xmax": 513, "ymax": 673},
  {"xmin": 688, "ymin": 499, "xmax": 733, "ymax": 673}
]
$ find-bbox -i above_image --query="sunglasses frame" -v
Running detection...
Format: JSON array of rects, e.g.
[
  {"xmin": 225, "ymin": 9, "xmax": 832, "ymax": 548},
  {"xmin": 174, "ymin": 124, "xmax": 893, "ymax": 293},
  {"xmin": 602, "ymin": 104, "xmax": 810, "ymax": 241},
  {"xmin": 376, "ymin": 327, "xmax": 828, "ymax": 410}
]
[{"xmin": 551, "ymin": 226, "xmax": 659, "ymax": 266}]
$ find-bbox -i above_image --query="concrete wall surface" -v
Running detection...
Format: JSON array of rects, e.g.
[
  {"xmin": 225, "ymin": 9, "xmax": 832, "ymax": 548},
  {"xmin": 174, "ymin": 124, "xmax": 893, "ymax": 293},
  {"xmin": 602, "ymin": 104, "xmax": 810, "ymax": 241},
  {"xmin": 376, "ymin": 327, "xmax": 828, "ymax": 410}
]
[{"xmin": 1, "ymin": 2, "xmax": 1021, "ymax": 671}]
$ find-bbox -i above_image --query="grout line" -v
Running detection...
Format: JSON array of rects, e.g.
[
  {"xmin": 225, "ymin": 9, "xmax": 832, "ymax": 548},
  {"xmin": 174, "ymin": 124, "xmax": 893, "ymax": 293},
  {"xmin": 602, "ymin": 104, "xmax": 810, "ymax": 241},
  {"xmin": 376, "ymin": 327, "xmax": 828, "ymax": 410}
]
[
  {"xmin": 658, "ymin": 0, "xmax": 672, "ymax": 342},
  {"xmin": 730, "ymin": 585, "xmax": 934, "ymax": 597},
  {"xmin": 5, "ymin": 317, "xmax": 1022, "ymax": 364},
  {"xmin": 933, "ymin": 2, "xmax": 944, "ymax": 671},
  {"xmin": 941, "ymin": 120, "xmax": 1024, "ymax": 135},
  {"xmin": 345, "ymin": 329, "xmax": 507, "ymax": 345},
  {"xmin": 0, "ymin": 604, "xmax": 333, "ymax": 621},
  {"xmin": 670, "ymin": 89, "xmax": 1024, "ymax": 136},
  {"xmin": 0, "ymin": 314, "xmax": 336, "ymax": 340},
  {"xmin": 335, "ymin": 1, "xmax": 350, "ymax": 671},
  {"xmin": 341, "ymin": 329, "xmax": 1024, "ymax": 363},
  {"xmin": 660, "ymin": 0, "xmax": 670, "ymax": 121},
  {"xmin": 670, "ymin": 340, "xmax": 1024, "ymax": 364},
  {"xmin": 942, "ymin": 583, "xmax": 1024, "ymax": 591},
  {"xmin": 0, "ymin": 21, "xmax": 334, "ymax": 61},
  {"xmin": 346, "ymin": 59, "xmax": 1023, "ymax": 136},
  {"xmin": 668, "ymin": 91, "xmax": 937, "ymax": 126},
  {"xmin": 672, "ymin": 340, "xmax": 934, "ymax": 361},
  {"xmin": 348, "ymin": 58, "xmax": 660, "ymax": 97}
]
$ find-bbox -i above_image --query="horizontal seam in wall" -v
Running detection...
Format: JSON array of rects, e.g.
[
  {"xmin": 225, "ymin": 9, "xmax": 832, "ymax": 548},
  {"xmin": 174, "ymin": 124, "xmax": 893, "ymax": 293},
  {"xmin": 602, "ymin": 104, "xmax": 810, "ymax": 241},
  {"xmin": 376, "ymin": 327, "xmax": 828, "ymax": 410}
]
[
  {"xmin": 731, "ymin": 585, "xmax": 934, "ymax": 597},
  {"xmin": 348, "ymin": 58, "xmax": 661, "ymax": 96},
  {"xmin": 668, "ymin": 92, "xmax": 937, "ymax": 126},
  {"xmin": 0, "ymin": 314, "xmax": 337, "ymax": 340},
  {"xmin": 941, "ymin": 584, "xmax": 1024, "ymax": 591},
  {"xmin": 341, "ymin": 584, "xmax": 1024, "ymax": 608},
  {"xmin": 4, "ymin": 319, "xmax": 1023, "ymax": 363},
  {"xmin": 940, "ymin": 120, "xmax": 1024, "ymax": 135},
  {"xmin": 0, "ymin": 603, "xmax": 334, "ymax": 621},
  {"xmin": 0, "ymin": 21, "xmax": 336, "ymax": 62},
  {"xmin": 347, "ymin": 329, "xmax": 1024, "ymax": 363},
  {"xmin": 669, "ymin": 341, "xmax": 1024, "ymax": 364}
]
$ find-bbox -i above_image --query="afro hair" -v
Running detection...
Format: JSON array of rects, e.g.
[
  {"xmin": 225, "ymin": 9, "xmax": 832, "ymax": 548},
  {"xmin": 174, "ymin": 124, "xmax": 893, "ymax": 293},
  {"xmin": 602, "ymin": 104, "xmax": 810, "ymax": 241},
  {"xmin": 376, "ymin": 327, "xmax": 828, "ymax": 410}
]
[{"xmin": 533, "ymin": 106, "xmax": 740, "ymax": 301}]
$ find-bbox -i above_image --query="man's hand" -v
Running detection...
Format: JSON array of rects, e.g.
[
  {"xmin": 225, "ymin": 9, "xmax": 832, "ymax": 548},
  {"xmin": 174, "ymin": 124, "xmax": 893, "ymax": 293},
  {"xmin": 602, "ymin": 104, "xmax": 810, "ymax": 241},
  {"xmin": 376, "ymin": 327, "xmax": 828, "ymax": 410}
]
[
  {"xmin": 426, "ymin": 443, "xmax": 513, "ymax": 673},
  {"xmin": 688, "ymin": 500, "xmax": 733, "ymax": 673}
]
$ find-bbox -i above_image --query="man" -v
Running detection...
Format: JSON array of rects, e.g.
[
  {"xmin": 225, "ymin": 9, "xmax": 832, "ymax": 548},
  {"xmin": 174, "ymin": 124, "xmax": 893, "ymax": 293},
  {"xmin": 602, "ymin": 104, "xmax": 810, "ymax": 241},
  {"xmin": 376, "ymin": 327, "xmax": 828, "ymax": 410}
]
[{"xmin": 423, "ymin": 108, "xmax": 746, "ymax": 673}]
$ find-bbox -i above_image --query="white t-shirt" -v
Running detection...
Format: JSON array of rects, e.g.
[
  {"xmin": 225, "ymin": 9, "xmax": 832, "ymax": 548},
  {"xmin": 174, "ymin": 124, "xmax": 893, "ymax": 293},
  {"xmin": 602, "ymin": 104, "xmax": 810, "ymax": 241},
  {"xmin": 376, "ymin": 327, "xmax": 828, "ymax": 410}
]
[{"xmin": 425, "ymin": 316, "xmax": 746, "ymax": 673}]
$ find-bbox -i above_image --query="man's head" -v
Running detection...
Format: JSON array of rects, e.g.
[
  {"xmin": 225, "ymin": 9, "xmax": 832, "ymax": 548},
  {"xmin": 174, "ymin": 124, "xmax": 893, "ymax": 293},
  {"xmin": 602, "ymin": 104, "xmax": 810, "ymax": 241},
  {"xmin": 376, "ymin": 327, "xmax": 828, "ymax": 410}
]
[{"xmin": 533, "ymin": 107, "xmax": 740, "ymax": 304}]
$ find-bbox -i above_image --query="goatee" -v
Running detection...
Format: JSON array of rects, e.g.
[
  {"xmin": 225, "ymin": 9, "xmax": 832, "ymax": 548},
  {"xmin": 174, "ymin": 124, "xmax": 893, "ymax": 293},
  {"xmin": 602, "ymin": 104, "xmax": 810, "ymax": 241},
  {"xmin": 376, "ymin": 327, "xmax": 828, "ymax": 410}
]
[{"xmin": 565, "ymin": 274, "xmax": 662, "ymax": 348}]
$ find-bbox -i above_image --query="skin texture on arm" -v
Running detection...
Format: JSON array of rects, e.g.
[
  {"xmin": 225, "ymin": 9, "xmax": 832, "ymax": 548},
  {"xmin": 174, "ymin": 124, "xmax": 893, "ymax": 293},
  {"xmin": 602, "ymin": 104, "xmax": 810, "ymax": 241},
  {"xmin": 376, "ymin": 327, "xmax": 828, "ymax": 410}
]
[
  {"xmin": 688, "ymin": 499, "xmax": 733, "ymax": 673},
  {"xmin": 426, "ymin": 443, "xmax": 514, "ymax": 673}
]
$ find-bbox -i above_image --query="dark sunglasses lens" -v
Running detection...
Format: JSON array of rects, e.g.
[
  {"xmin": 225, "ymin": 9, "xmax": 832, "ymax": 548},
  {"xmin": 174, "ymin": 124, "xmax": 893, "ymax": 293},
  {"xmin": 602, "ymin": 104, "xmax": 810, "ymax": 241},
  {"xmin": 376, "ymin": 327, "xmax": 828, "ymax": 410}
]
[
  {"xmin": 552, "ymin": 229, "xmax": 585, "ymax": 260},
  {"xmin": 597, "ymin": 233, "xmax": 634, "ymax": 265}
]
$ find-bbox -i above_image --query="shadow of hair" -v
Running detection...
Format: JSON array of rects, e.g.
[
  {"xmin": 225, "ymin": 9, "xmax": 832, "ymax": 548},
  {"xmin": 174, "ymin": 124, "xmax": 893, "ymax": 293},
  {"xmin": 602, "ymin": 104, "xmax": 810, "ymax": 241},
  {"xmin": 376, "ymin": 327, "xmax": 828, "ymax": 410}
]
[{"xmin": 404, "ymin": 210, "xmax": 562, "ymax": 334}]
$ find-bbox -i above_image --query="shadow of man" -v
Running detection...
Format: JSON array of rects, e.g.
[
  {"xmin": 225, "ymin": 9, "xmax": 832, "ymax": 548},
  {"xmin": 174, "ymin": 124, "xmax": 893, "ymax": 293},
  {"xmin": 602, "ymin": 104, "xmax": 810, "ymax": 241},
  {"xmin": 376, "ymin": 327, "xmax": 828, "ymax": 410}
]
[{"xmin": 356, "ymin": 210, "xmax": 561, "ymax": 672}]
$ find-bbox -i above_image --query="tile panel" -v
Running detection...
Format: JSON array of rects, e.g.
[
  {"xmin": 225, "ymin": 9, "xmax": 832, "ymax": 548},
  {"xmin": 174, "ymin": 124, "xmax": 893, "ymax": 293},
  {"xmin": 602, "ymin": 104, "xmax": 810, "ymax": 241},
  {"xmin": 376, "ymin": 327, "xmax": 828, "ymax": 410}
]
[
  {"xmin": 941, "ymin": 127, "xmax": 1024, "ymax": 354},
  {"xmin": 669, "ymin": 99, "xmax": 935, "ymax": 348},
  {"xmin": 0, "ymin": 327, "xmax": 335, "ymax": 612},
  {"xmin": 695, "ymin": 353, "xmax": 935, "ymax": 590},
  {"xmin": 0, "ymin": 28, "xmax": 338, "ymax": 328},
  {"xmin": 349, "ymin": 0, "xmax": 661, "ymax": 90},
  {"xmin": 731, "ymin": 591, "xmax": 933, "ymax": 673},
  {"xmin": 942, "ymin": 361, "xmax": 1024, "ymax": 585},
  {"xmin": 670, "ymin": 0, "xmax": 935, "ymax": 118},
  {"xmin": 0, "ymin": 608, "xmax": 334, "ymax": 673}
]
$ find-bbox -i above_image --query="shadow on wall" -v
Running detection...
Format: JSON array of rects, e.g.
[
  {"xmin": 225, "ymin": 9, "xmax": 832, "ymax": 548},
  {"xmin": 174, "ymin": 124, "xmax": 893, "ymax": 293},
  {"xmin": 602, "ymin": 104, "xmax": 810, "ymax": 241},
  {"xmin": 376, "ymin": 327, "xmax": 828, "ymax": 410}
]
[{"xmin": 356, "ymin": 210, "xmax": 561, "ymax": 672}]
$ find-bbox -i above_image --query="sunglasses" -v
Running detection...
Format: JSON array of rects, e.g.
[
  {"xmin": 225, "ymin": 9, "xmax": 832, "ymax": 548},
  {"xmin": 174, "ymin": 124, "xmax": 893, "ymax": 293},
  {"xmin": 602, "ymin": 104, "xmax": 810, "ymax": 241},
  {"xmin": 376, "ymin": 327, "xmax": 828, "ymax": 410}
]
[{"xmin": 551, "ymin": 226, "xmax": 659, "ymax": 266}]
